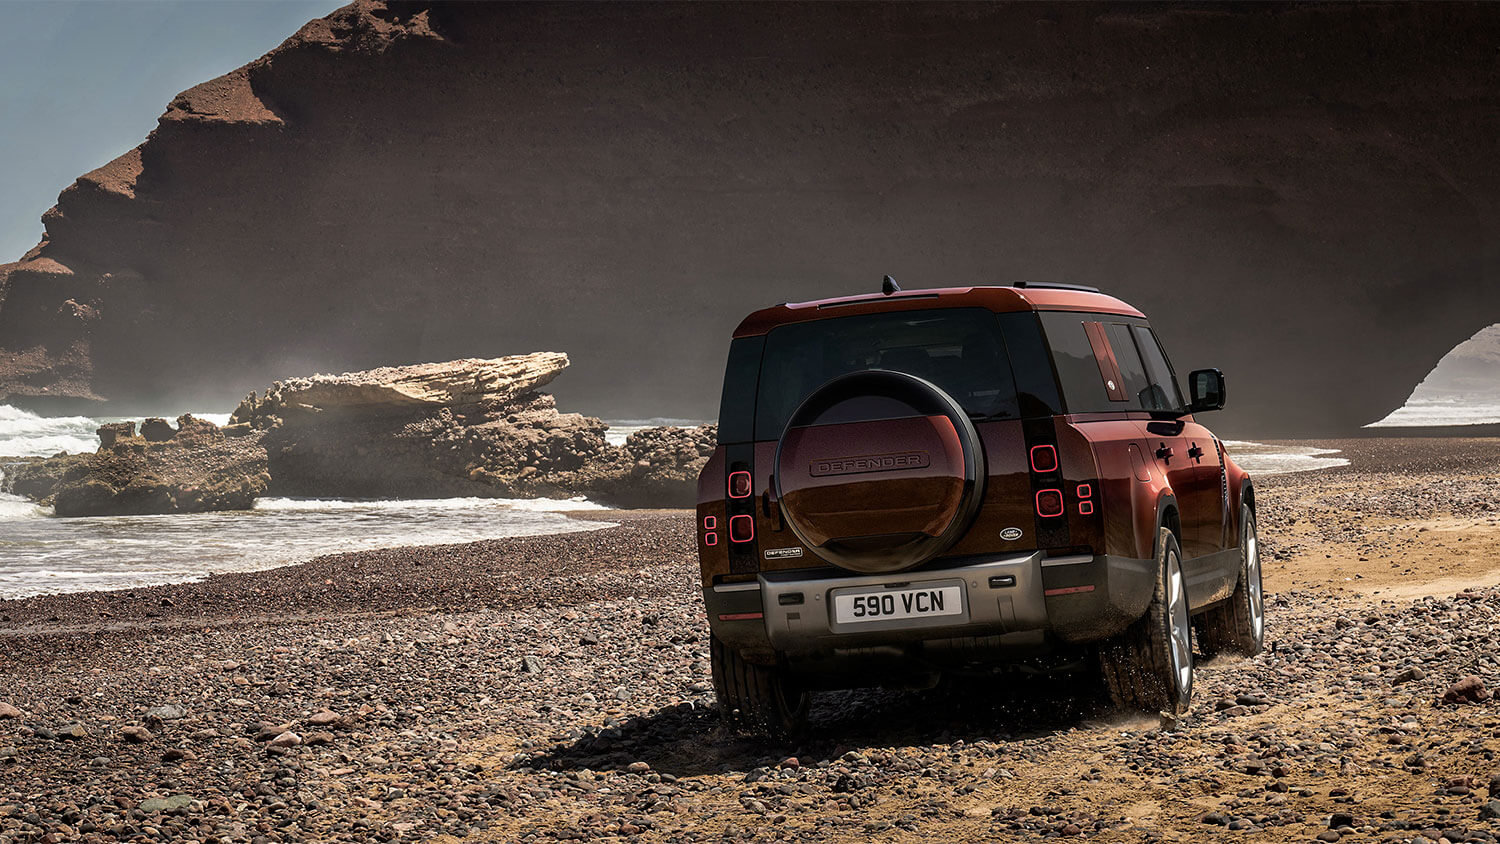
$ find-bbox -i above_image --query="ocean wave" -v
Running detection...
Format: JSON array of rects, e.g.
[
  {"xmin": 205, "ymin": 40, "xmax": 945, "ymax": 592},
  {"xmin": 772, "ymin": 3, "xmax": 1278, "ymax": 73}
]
[
  {"xmin": 0, "ymin": 494, "xmax": 50, "ymax": 520},
  {"xmin": 0, "ymin": 404, "xmax": 100, "ymax": 457},
  {"xmin": 252, "ymin": 495, "xmax": 606, "ymax": 513},
  {"xmin": 1365, "ymin": 399, "xmax": 1500, "ymax": 427},
  {"xmin": 1222, "ymin": 441, "xmax": 1349, "ymax": 475}
]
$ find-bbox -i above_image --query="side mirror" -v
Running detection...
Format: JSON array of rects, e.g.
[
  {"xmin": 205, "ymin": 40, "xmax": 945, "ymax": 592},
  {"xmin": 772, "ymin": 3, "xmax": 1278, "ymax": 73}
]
[{"xmin": 1188, "ymin": 368, "xmax": 1225, "ymax": 412}]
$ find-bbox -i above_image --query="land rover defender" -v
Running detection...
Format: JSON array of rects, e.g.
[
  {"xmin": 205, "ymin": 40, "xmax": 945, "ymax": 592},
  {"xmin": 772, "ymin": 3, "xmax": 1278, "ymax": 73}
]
[{"xmin": 698, "ymin": 281, "xmax": 1260, "ymax": 734}]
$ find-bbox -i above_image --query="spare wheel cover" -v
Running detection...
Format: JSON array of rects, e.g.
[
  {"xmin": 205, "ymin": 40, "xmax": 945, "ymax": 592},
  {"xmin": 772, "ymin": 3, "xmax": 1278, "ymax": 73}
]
[{"xmin": 774, "ymin": 370, "xmax": 985, "ymax": 574}]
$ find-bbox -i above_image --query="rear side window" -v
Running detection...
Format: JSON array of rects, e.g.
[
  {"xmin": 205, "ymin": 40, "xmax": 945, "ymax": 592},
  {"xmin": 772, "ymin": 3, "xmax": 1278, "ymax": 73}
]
[
  {"xmin": 752, "ymin": 307, "xmax": 1022, "ymax": 439},
  {"xmin": 1040, "ymin": 312, "xmax": 1119, "ymax": 413},
  {"xmin": 1105, "ymin": 323, "xmax": 1154, "ymax": 409},
  {"xmin": 716, "ymin": 336, "xmax": 764, "ymax": 444},
  {"xmin": 1131, "ymin": 325, "xmax": 1185, "ymax": 411},
  {"xmin": 1041, "ymin": 311, "xmax": 1180, "ymax": 413}
]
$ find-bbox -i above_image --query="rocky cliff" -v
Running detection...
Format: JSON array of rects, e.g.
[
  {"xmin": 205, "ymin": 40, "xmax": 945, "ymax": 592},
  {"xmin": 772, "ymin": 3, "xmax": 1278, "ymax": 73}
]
[{"xmin": 2, "ymin": 2, "xmax": 1499, "ymax": 435}]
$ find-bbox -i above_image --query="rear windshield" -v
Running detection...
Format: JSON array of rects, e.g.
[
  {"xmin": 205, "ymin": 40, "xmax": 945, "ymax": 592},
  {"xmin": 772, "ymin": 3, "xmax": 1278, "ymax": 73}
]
[{"xmin": 750, "ymin": 307, "xmax": 1022, "ymax": 440}]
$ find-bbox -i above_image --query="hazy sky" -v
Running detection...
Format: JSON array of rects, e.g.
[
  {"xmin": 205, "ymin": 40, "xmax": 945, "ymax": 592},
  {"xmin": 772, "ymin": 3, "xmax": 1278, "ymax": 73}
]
[{"xmin": 0, "ymin": 0, "xmax": 339, "ymax": 262}]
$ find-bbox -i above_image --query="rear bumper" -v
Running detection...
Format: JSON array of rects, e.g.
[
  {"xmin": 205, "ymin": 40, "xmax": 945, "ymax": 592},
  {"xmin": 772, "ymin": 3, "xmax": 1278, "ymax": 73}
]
[{"xmin": 704, "ymin": 551, "xmax": 1156, "ymax": 671}]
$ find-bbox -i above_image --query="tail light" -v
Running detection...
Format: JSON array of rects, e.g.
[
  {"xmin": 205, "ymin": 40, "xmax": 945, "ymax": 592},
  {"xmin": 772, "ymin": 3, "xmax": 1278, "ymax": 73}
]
[
  {"xmin": 1030, "ymin": 444, "xmax": 1058, "ymax": 473},
  {"xmin": 1035, "ymin": 489, "xmax": 1064, "ymax": 518},
  {"xmin": 728, "ymin": 471, "xmax": 752, "ymax": 498},
  {"xmin": 703, "ymin": 515, "xmax": 718, "ymax": 545},
  {"xmin": 1077, "ymin": 483, "xmax": 1093, "ymax": 515},
  {"xmin": 729, "ymin": 514, "xmax": 755, "ymax": 543}
]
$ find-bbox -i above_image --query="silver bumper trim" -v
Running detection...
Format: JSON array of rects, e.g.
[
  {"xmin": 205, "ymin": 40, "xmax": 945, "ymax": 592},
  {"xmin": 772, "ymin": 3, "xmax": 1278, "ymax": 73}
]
[{"xmin": 758, "ymin": 552, "xmax": 1048, "ymax": 651}]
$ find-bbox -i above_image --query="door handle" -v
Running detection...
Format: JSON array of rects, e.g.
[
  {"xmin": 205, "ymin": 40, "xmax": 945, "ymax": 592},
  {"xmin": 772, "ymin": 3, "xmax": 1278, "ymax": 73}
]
[
  {"xmin": 1155, "ymin": 444, "xmax": 1174, "ymax": 462},
  {"xmin": 1188, "ymin": 443, "xmax": 1205, "ymax": 461}
]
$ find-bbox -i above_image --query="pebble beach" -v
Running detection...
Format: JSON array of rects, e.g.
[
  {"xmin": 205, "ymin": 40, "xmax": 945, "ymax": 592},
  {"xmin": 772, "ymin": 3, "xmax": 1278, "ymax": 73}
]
[{"xmin": 2, "ymin": 438, "xmax": 1500, "ymax": 843}]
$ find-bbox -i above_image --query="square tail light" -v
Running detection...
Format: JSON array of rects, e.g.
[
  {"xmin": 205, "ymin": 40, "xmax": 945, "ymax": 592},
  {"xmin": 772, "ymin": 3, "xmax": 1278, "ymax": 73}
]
[
  {"xmin": 1030, "ymin": 444, "xmax": 1058, "ymax": 474},
  {"xmin": 728, "ymin": 471, "xmax": 752, "ymax": 498},
  {"xmin": 729, "ymin": 514, "xmax": 755, "ymax": 543},
  {"xmin": 1035, "ymin": 488, "xmax": 1065, "ymax": 518}
]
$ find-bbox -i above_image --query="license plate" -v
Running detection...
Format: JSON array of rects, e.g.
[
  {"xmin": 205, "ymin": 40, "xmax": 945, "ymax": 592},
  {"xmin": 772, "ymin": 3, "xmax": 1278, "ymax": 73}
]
[{"xmin": 832, "ymin": 584, "xmax": 964, "ymax": 624}]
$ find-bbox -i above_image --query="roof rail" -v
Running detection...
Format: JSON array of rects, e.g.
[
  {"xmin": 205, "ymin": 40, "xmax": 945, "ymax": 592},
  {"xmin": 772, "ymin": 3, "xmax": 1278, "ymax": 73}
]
[{"xmin": 1011, "ymin": 280, "xmax": 1101, "ymax": 293}]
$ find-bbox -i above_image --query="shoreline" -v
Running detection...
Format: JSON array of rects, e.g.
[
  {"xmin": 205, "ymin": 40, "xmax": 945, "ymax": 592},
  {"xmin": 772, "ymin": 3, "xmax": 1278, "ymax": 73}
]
[{"xmin": 3, "ymin": 435, "xmax": 1496, "ymax": 612}]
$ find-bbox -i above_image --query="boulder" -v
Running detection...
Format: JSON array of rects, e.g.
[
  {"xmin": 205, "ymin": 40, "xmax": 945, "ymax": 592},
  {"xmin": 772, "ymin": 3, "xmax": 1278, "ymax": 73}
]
[
  {"xmin": 48, "ymin": 415, "xmax": 269, "ymax": 516},
  {"xmin": 97, "ymin": 421, "xmax": 137, "ymax": 448},
  {"xmin": 140, "ymin": 417, "xmax": 176, "ymax": 442}
]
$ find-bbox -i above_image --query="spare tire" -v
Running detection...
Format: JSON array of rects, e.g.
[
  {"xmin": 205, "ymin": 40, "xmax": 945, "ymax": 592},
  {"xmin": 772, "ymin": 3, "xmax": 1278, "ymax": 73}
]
[{"xmin": 774, "ymin": 370, "xmax": 986, "ymax": 574}]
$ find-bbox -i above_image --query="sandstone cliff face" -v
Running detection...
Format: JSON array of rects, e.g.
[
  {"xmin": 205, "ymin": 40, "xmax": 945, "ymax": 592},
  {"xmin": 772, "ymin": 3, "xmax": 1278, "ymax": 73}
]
[{"xmin": 2, "ymin": 2, "xmax": 1499, "ymax": 435}]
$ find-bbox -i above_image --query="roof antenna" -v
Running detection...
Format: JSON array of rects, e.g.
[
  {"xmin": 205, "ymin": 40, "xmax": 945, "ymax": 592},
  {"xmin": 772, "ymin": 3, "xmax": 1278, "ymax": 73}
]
[{"xmin": 882, "ymin": 275, "xmax": 901, "ymax": 296}]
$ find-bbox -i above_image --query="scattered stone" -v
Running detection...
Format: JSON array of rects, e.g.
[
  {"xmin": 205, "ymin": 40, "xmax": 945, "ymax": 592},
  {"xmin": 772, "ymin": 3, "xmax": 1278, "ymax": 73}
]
[
  {"xmin": 145, "ymin": 704, "xmax": 188, "ymax": 721},
  {"xmin": 267, "ymin": 731, "xmax": 301, "ymax": 748},
  {"xmin": 1442, "ymin": 676, "xmax": 1491, "ymax": 704},
  {"xmin": 119, "ymin": 725, "xmax": 153, "ymax": 743},
  {"xmin": 1392, "ymin": 666, "xmax": 1425, "ymax": 684},
  {"xmin": 306, "ymin": 710, "xmax": 341, "ymax": 727},
  {"xmin": 56, "ymin": 723, "xmax": 88, "ymax": 740},
  {"xmin": 0, "ymin": 702, "xmax": 21, "ymax": 719},
  {"xmin": 137, "ymin": 795, "xmax": 193, "ymax": 813}
]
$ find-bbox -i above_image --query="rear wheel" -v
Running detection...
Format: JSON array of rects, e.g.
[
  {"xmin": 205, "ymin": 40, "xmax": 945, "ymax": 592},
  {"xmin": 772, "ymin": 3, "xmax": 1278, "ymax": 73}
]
[
  {"xmin": 1196, "ymin": 503, "xmax": 1265, "ymax": 657},
  {"xmin": 1100, "ymin": 528, "xmax": 1194, "ymax": 715},
  {"xmin": 710, "ymin": 634, "xmax": 809, "ymax": 738}
]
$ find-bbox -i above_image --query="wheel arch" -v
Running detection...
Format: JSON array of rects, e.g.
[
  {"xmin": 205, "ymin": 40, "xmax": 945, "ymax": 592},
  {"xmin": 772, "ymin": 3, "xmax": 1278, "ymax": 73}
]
[{"xmin": 1154, "ymin": 494, "xmax": 1181, "ymax": 559}]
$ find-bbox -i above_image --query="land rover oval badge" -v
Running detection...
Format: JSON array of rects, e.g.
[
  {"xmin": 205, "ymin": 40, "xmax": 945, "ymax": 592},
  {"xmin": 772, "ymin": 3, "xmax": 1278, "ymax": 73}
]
[{"xmin": 1000, "ymin": 527, "xmax": 1023, "ymax": 541}]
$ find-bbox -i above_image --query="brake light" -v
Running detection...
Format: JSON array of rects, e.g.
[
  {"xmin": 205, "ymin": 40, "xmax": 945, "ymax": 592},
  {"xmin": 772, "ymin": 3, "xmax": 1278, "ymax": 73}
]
[
  {"xmin": 1077, "ymin": 483, "xmax": 1093, "ymax": 515},
  {"xmin": 1030, "ymin": 444, "xmax": 1058, "ymax": 473},
  {"xmin": 729, "ymin": 514, "xmax": 755, "ymax": 543},
  {"xmin": 728, "ymin": 471, "xmax": 752, "ymax": 498},
  {"xmin": 1036, "ymin": 489, "xmax": 1064, "ymax": 518}
]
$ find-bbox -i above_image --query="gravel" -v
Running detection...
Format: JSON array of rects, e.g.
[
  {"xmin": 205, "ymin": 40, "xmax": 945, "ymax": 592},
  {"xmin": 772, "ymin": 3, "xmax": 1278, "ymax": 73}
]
[{"xmin": 1, "ymin": 441, "xmax": 1498, "ymax": 842}]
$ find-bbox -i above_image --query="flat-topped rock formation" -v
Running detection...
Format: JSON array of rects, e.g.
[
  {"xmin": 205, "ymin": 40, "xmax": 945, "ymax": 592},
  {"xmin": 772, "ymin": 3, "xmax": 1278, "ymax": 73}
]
[
  {"xmin": 3, "ymin": 2, "xmax": 1498, "ymax": 435},
  {"xmin": 230, "ymin": 353, "xmax": 570, "ymax": 425}
]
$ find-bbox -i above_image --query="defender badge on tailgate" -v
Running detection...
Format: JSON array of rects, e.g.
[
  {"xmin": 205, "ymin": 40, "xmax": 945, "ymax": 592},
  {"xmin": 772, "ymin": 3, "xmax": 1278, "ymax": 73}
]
[
  {"xmin": 810, "ymin": 451, "xmax": 930, "ymax": 477},
  {"xmin": 765, "ymin": 547, "xmax": 804, "ymax": 559}
]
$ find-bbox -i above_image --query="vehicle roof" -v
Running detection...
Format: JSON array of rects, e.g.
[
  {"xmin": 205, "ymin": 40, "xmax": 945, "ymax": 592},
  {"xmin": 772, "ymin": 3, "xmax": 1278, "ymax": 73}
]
[{"xmin": 731, "ymin": 285, "xmax": 1147, "ymax": 338}]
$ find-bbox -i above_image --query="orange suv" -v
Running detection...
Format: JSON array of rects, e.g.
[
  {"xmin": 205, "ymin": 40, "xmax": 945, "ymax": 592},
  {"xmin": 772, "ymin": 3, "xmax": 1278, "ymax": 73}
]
[{"xmin": 698, "ymin": 281, "xmax": 1261, "ymax": 734}]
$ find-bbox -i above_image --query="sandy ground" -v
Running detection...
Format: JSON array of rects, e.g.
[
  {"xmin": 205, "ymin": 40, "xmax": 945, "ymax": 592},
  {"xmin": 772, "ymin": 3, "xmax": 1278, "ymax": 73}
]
[{"xmin": 1, "ymin": 438, "xmax": 1499, "ymax": 844}]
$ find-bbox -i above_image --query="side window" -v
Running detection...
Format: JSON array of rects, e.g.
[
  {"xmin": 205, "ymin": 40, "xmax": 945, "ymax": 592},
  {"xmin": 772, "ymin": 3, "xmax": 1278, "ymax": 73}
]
[
  {"xmin": 1039, "ymin": 312, "xmax": 1118, "ymax": 413},
  {"xmin": 995, "ymin": 312, "xmax": 1062, "ymax": 417},
  {"xmin": 1131, "ymin": 325, "xmax": 1185, "ymax": 411},
  {"xmin": 1105, "ymin": 322, "xmax": 1155, "ymax": 410},
  {"xmin": 716, "ymin": 336, "xmax": 764, "ymax": 443}
]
